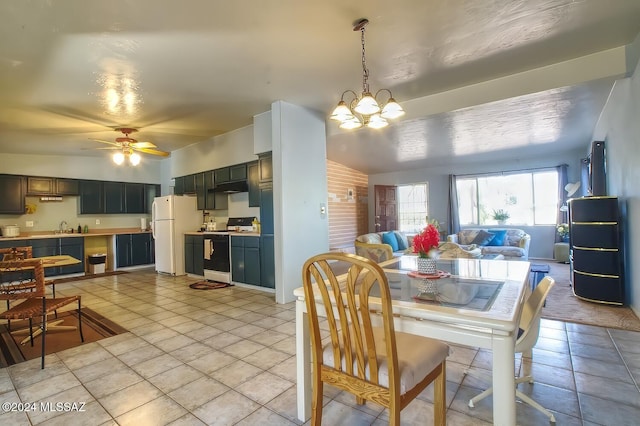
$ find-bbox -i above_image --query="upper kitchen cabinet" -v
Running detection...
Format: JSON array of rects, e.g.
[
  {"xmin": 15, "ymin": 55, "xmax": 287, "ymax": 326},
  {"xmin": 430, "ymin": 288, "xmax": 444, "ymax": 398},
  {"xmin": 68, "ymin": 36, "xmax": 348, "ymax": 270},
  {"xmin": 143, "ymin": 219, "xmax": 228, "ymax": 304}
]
[
  {"xmin": 247, "ymin": 161, "xmax": 259, "ymax": 207},
  {"xmin": 259, "ymin": 153, "xmax": 272, "ymax": 183},
  {"xmin": 195, "ymin": 172, "xmax": 206, "ymax": 210},
  {"xmin": 174, "ymin": 176, "xmax": 185, "ymax": 195},
  {"xmin": 125, "ymin": 183, "xmax": 145, "ymax": 213},
  {"xmin": 214, "ymin": 164, "xmax": 247, "ymax": 184},
  {"xmin": 0, "ymin": 174, "xmax": 25, "ymax": 214},
  {"xmin": 214, "ymin": 168, "xmax": 230, "ymax": 184},
  {"xmin": 79, "ymin": 180, "xmax": 104, "ymax": 214},
  {"xmin": 104, "ymin": 181, "xmax": 125, "ymax": 214},
  {"xmin": 26, "ymin": 177, "xmax": 79, "ymax": 196},
  {"xmin": 184, "ymin": 174, "xmax": 197, "ymax": 194},
  {"xmin": 144, "ymin": 184, "xmax": 160, "ymax": 214}
]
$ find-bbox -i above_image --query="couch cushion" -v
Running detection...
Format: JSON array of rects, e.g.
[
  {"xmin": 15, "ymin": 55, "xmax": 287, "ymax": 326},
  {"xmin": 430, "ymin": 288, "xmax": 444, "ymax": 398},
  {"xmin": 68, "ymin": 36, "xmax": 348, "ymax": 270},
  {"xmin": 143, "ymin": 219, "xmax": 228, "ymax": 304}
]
[
  {"xmin": 394, "ymin": 231, "xmax": 409, "ymax": 251},
  {"xmin": 458, "ymin": 230, "xmax": 480, "ymax": 245},
  {"xmin": 357, "ymin": 233, "xmax": 383, "ymax": 244},
  {"xmin": 487, "ymin": 229, "xmax": 508, "ymax": 246},
  {"xmin": 382, "ymin": 232, "xmax": 399, "ymax": 251},
  {"xmin": 470, "ymin": 230, "xmax": 495, "ymax": 246},
  {"xmin": 481, "ymin": 246, "xmax": 526, "ymax": 258}
]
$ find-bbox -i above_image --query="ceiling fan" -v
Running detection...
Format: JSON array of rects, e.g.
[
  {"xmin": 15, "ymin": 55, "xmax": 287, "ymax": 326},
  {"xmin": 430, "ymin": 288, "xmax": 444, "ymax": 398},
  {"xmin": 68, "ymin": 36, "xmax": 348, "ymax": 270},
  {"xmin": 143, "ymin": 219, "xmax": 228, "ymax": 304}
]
[{"xmin": 91, "ymin": 128, "xmax": 170, "ymax": 165}]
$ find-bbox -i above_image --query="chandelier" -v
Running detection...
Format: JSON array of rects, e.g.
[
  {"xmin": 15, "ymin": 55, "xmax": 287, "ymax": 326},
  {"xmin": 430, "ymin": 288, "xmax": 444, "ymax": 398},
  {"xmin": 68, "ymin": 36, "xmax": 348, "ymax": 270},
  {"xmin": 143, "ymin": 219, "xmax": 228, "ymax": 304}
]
[
  {"xmin": 330, "ymin": 18, "xmax": 405, "ymax": 130},
  {"xmin": 113, "ymin": 148, "xmax": 141, "ymax": 166}
]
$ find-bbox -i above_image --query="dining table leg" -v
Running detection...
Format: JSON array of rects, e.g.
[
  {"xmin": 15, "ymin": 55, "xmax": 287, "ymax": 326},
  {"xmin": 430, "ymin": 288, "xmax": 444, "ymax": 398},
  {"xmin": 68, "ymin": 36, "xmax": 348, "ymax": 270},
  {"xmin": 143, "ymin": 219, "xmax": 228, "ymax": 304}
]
[
  {"xmin": 296, "ymin": 298, "xmax": 311, "ymax": 422},
  {"xmin": 492, "ymin": 334, "xmax": 517, "ymax": 426}
]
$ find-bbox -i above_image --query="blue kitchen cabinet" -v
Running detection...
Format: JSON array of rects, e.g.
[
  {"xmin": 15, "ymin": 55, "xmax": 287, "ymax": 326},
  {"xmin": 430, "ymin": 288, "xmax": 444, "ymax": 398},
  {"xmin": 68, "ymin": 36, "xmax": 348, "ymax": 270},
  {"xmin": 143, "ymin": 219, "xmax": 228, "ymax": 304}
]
[
  {"xmin": 231, "ymin": 236, "xmax": 260, "ymax": 286},
  {"xmin": 116, "ymin": 233, "xmax": 154, "ymax": 268},
  {"xmin": 185, "ymin": 234, "xmax": 204, "ymax": 275},
  {"xmin": 30, "ymin": 237, "xmax": 84, "ymax": 276},
  {"xmin": 259, "ymin": 183, "xmax": 274, "ymax": 288}
]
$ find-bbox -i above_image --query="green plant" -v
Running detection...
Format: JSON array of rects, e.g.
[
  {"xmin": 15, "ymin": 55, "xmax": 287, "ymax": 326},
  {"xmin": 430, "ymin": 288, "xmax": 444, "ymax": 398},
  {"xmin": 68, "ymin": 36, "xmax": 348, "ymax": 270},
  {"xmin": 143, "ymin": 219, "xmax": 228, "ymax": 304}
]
[{"xmin": 492, "ymin": 209, "xmax": 510, "ymax": 221}]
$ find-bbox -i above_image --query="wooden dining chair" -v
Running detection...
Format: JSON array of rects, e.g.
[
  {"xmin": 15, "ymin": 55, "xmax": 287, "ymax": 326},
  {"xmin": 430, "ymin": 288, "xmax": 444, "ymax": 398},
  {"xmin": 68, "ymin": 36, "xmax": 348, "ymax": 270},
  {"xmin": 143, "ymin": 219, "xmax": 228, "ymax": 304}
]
[
  {"xmin": 0, "ymin": 258, "xmax": 84, "ymax": 369},
  {"xmin": 467, "ymin": 276, "xmax": 556, "ymax": 423},
  {"xmin": 302, "ymin": 252, "xmax": 449, "ymax": 425}
]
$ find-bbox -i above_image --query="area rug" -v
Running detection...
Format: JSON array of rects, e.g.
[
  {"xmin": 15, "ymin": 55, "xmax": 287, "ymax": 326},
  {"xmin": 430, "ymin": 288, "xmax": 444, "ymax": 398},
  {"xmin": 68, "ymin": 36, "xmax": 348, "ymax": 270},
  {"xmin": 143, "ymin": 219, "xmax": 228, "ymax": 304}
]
[
  {"xmin": 0, "ymin": 308, "xmax": 127, "ymax": 367},
  {"xmin": 189, "ymin": 281, "xmax": 233, "ymax": 290},
  {"xmin": 540, "ymin": 262, "xmax": 640, "ymax": 331}
]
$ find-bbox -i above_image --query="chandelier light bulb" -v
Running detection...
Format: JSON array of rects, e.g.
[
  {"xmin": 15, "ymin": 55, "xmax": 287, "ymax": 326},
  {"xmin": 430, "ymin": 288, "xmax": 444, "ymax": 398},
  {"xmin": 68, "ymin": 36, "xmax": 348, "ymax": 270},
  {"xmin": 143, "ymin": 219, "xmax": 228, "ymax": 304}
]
[
  {"xmin": 113, "ymin": 151, "xmax": 125, "ymax": 165},
  {"xmin": 354, "ymin": 92, "xmax": 380, "ymax": 115},
  {"xmin": 339, "ymin": 117, "xmax": 363, "ymax": 129},
  {"xmin": 330, "ymin": 101, "xmax": 355, "ymax": 122},
  {"xmin": 129, "ymin": 152, "xmax": 141, "ymax": 166},
  {"xmin": 367, "ymin": 113, "xmax": 389, "ymax": 129},
  {"xmin": 380, "ymin": 98, "xmax": 405, "ymax": 119}
]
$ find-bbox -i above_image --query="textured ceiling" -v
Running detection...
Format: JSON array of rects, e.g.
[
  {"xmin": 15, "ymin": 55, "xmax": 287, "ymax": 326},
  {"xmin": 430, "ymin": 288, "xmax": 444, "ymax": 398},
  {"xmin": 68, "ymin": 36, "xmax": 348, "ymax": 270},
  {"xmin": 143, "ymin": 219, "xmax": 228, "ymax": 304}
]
[{"xmin": 0, "ymin": 0, "xmax": 639, "ymax": 173}]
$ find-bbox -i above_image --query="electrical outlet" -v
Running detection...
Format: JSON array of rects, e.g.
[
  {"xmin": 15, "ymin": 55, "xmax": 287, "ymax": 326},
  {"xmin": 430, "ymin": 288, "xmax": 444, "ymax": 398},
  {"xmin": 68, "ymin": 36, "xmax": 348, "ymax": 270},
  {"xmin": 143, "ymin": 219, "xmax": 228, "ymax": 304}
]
[
  {"xmin": 26, "ymin": 221, "xmax": 34, "ymax": 227},
  {"xmin": 95, "ymin": 219, "xmax": 101, "ymax": 225}
]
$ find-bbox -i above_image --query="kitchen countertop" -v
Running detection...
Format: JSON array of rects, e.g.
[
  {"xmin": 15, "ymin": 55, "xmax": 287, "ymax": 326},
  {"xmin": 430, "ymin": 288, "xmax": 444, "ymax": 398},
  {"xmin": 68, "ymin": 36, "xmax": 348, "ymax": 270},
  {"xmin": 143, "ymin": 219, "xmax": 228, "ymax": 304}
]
[
  {"xmin": 0, "ymin": 228, "xmax": 152, "ymax": 241},
  {"xmin": 185, "ymin": 231, "xmax": 261, "ymax": 237}
]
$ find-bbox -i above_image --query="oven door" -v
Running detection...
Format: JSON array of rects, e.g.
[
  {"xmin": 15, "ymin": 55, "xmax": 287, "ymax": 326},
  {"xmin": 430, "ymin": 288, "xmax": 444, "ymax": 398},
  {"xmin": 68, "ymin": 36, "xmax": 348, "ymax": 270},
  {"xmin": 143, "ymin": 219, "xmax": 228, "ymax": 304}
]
[{"xmin": 203, "ymin": 234, "xmax": 230, "ymax": 282}]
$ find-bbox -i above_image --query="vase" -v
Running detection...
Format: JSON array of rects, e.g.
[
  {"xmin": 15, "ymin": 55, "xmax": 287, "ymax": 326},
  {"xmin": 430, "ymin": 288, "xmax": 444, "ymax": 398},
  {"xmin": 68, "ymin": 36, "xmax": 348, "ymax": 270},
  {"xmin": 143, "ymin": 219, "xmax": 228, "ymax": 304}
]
[
  {"xmin": 417, "ymin": 257, "xmax": 437, "ymax": 275},
  {"xmin": 562, "ymin": 236, "xmax": 570, "ymax": 243}
]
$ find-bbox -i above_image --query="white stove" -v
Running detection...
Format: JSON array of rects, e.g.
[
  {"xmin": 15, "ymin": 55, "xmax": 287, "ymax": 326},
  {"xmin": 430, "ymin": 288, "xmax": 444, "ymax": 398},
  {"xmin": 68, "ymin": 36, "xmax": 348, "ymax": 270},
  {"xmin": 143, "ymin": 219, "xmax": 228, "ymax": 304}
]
[{"xmin": 202, "ymin": 217, "xmax": 256, "ymax": 283}]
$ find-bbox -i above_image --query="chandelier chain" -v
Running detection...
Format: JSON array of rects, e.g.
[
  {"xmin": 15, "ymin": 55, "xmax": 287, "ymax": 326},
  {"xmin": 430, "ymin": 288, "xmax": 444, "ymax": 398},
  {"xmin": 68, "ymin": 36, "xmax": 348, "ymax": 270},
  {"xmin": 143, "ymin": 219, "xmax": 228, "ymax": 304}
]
[{"xmin": 360, "ymin": 26, "xmax": 369, "ymax": 94}]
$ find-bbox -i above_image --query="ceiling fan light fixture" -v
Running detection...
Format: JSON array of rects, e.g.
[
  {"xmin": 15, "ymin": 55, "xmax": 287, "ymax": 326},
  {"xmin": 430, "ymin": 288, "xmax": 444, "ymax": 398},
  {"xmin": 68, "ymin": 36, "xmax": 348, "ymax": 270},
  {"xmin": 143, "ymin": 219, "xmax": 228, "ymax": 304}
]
[
  {"xmin": 129, "ymin": 152, "xmax": 141, "ymax": 166},
  {"xmin": 330, "ymin": 18, "xmax": 404, "ymax": 130},
  {"xmin": 113, "ymin": 151, "xmax": 125, "ymax": 165}
]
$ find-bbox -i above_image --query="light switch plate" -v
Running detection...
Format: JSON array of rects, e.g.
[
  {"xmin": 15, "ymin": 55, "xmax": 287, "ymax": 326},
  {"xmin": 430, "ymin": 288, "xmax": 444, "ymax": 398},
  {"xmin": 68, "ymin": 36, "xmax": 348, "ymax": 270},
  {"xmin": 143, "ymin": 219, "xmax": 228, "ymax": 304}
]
[
  {"xmin": 95, "ymin": 219, "xmax": 101, "ymax": 225},
  {"xmin": 26, "ymin": 221, "xmax": 34, "ymax": 227}
]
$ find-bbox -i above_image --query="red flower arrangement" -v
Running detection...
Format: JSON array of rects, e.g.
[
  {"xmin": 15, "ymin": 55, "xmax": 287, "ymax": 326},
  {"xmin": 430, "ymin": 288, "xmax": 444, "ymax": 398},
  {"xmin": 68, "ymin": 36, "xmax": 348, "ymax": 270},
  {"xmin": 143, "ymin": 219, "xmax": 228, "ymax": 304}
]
[{"xmin": 412, "ymin": 224, "xmax": 440, "ymax": 258}]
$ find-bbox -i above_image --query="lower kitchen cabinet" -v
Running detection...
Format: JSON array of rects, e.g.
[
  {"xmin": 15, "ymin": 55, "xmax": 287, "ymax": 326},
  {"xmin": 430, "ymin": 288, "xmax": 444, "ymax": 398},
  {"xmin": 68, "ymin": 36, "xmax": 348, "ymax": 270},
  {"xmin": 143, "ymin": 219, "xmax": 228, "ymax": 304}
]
[
  {"xmin": 185, "ymin": 234, "xmax": 204, "ymax": 275},
  {"xmin": 116, "ymin": 233, "xmax": 154, "ymax": 268},
  {"xmin": 259, "ymin": 235, "xmax": 275, "ymax": 289},
  {"xmin": 231, "ymin": 236, "xmax": 260, "ymax": 286},
  {"xmin": 30, "ymin": 237, "xmax": 84, "ymax": 277}
]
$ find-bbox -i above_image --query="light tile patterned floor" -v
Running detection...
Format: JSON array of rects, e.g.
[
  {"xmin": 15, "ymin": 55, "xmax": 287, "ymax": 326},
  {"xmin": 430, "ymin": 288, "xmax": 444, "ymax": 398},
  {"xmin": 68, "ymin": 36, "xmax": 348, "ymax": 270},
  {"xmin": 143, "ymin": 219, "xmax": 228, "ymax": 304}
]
[{"xmin": 1, "ymin": 268, "xmax": 639, "ymax": 425}]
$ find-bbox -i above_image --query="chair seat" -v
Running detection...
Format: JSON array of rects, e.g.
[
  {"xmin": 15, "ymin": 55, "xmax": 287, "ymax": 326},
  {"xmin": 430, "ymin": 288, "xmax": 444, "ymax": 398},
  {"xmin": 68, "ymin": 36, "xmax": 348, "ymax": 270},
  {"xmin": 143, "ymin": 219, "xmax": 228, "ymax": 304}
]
[
  {"xmin": 323, "ymin": 327, "xmax": 449, "ymax": 394},
  {"xmin": 1, "ymin": 296, "xmax": 81, "ymax": 320}
]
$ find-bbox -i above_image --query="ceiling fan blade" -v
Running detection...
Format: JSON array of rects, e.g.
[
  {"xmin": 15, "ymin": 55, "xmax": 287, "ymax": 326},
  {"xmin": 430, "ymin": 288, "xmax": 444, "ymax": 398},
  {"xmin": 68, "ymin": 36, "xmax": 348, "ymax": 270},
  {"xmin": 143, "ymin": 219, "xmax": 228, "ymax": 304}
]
[
  {"xmin": 130, "ymin": 141, "xmax": 157, "ymax": 149},
  {"xmin": 90, "ymin": 138, "xmax": 120, "ymax": 146},
  {"xmin": 134, "ymin": 147, "xmax": 170, "ymax": 157}
]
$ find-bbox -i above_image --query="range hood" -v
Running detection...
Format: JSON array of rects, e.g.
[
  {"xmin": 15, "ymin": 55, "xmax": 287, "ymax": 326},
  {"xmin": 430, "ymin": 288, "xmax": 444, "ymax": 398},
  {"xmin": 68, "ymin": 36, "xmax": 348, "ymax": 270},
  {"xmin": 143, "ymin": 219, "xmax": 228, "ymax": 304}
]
[{"xmin": 212, "ymin": 180, "xmax": 248, "ymax": 194}]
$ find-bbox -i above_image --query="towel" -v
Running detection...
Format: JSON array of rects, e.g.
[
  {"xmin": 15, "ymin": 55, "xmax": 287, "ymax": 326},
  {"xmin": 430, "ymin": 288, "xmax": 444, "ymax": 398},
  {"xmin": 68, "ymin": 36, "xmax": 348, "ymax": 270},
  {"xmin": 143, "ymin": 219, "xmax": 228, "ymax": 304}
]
[{"xmin": 204, "ymin": 239, "xmax": 211, "ymax": 260}]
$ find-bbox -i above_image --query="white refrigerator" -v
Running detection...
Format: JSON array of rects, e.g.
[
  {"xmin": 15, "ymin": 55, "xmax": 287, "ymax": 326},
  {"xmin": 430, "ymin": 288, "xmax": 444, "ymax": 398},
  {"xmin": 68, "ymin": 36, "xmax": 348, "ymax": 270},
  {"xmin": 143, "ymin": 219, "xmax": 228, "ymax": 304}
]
[{"xmin": 152, "ymin": 195, "xmax": 201, "ymax": 275}]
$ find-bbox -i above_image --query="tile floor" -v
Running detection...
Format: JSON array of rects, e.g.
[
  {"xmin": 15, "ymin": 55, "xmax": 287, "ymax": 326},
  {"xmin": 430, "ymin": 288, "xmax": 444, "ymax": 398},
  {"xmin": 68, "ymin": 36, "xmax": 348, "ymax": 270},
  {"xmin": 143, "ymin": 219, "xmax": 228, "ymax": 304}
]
[{"xmin": 1, "ymin": 268, "xmax": 639, "ymax": 425}]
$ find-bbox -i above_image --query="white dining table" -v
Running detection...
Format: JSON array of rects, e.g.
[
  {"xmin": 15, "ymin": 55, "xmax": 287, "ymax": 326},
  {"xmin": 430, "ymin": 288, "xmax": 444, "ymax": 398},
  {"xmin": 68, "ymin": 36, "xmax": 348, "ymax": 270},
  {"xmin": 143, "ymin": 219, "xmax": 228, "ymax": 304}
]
[{"xmin": 294, "ymin": 255, "xmax": 530, "ymax": 426}]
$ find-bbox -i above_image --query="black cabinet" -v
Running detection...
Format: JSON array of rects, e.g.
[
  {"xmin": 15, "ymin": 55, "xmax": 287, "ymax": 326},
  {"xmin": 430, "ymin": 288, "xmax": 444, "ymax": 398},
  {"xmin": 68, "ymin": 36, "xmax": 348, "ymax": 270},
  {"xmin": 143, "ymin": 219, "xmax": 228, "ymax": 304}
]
[
  {"xmin": 125, "ymin": 183, "xmax": 145, "ymax": 213},
  {"xmin": 195, "ymin": 172, "xmax": 206, "ymax": 210},
  {"xmin": 26, "ymin": 177, "xmax": 79, "ymax": 196},
  {"xmin": 144, "ymin": 184, "xmax": 160, "ymax": 214},
  {"xmin": 184, "ymin": 174, "xmax": 197, "ymax": 194},
  {"xmin": 56, "ymin": 179, "xmax": 79, "ymax": 195},
  {"xmin": 214, "ymin": 168, "xmax": 231, "ymax": 184},
  {"xmin": 185, "ymin": 234, "xmax": 204, "ymax": 275},
  {"xmin": 569, "ymin": 196, "xmax": 624, "ymax": 305},
  {"xmin": 104, "ymin": 181, "xmax": 125, "ymax": 214},
  {"xmin": 259, "ymin": 184, "xmax": 275, "ymax": 288},
  {"xmin": 79, "ymin": 180, "xmax": 104, "ymax": 214},
  {"xmin": 116, "ymin": 233, "xmax": 154, "ymax": 267},
  {"xmin": 0, "ymin": 174, "xmax": 25, "ymax": 215},
  {"xmin": 259, "ymin": 153, "xmax": 272, "ymax": 183},
  {"xmin": 230, "ymin": 164, "xmax": 247, "ymax": 181},
  {"xmin": 174, "ymin": 176, "xmax": 185, "ymax": 195},
  {"xmin": 231, "ymin": 236, "xmax": 261, "ymax": 286},
  {"xmin": 247, "ymin": 161, "xmax": 260, "ymax": 207},
  {"xmin": 30, "ymin": 237, "xmax": 84, "ymax": 277}
]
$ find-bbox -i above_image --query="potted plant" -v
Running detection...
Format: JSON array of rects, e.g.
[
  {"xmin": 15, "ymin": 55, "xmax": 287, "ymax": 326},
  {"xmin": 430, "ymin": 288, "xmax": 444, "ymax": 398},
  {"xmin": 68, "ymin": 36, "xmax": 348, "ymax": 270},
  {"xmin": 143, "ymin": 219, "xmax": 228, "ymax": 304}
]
[
  {"xmin": 412, "ymin": 223, "xmax": 440, "ymax": 274},
  {"xmin": 492, "ymin": 209, "xmax": 510, "ymax": 225},
  {"xmin": 557, "ymin": 223, "xmax": 570, "ymax": 242}
]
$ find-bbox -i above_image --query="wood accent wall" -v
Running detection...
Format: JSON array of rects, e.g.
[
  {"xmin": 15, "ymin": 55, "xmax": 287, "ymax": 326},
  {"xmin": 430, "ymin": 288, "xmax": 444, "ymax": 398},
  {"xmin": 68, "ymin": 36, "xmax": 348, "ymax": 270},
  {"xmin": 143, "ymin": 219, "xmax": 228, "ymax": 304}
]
[{"xmin": 327, "ymin": 160, "xmax": 368, "ymax": 253}]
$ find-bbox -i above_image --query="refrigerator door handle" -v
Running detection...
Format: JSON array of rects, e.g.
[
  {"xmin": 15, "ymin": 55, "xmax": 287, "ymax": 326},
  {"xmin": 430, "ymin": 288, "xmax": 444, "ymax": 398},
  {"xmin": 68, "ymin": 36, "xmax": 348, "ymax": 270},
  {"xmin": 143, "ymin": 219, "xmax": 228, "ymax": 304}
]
[{"xmin": 151, "ymin": 200, "xmax": 157, "ymax": 239}]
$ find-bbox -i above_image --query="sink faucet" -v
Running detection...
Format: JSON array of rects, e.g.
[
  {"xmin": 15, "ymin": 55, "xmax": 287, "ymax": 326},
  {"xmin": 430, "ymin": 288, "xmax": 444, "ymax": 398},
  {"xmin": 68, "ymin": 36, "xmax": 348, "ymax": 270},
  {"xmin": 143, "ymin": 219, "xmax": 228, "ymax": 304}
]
[{"xmin": 59, "ymin": 221, "xmax": 68, "ymax": 233}]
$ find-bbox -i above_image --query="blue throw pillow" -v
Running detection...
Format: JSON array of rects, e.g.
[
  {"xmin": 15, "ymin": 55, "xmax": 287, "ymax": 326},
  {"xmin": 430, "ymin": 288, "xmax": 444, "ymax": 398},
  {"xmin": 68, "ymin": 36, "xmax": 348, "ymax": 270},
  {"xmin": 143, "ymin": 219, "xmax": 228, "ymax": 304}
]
[
  {"xmin": 394, "ymin": 231, "xmax": 409, "ymax": 251},
  {"xmin": 471, "ymin": 230, "xmax": 495, "ymax": 246},
  {"xmin": 382, "ymin": 232, "xmax": 399, "ymax": 252},
  {"xmin": 488, "ymin": 230, "xmax": 508, "ymax": 246}
]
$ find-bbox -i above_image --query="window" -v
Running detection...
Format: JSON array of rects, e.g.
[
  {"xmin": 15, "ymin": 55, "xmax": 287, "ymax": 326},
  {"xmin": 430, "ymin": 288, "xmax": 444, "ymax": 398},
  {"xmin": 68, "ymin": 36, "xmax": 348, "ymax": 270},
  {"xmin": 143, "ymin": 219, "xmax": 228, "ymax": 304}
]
[
  {"xmin": 456, "ymin": 170, "xmax": 558, "ymax": 226},
  {"xmin": 398, "ymin": 183, "xmax": 429, "ymax": 233}
]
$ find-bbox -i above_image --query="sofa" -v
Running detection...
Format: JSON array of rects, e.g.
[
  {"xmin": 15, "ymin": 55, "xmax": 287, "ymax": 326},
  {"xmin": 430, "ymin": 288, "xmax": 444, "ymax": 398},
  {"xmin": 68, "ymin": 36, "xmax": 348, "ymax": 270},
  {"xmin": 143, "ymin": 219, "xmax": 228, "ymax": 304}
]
[
  {"xmin": 447, "ymin": 228, "xmax": 530, "ymax": 260},
  {"xmin": 355, "ymin": 231, "xmax": 414, "ymax": 263}
]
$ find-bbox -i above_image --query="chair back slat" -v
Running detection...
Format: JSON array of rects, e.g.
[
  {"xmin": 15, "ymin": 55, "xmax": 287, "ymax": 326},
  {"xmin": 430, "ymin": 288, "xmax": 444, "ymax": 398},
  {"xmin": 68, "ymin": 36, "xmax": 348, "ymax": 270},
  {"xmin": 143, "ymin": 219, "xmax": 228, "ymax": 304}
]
[
  {"xmin": 302, "ymin": 253, "xmax": 400, "ymax": 393},
  {"xmin": 0, "ymin": 258, "xmax": 46, "ymax": 299}
]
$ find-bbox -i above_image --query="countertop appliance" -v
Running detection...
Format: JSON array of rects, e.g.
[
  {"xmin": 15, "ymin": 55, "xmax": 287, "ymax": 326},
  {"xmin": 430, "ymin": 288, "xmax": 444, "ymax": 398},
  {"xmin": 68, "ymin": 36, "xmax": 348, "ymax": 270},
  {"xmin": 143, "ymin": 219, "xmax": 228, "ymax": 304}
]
[
  {"xmin": 1, "ymin": 225, "xmax": 20, "ymax": 237},
  {"xmin": 202, "ymin": 217, "xmax": 256, "ymax": 283},
  {"xmin": 152, "ymin": 195, "xmax": 201, "ymax": 275}
]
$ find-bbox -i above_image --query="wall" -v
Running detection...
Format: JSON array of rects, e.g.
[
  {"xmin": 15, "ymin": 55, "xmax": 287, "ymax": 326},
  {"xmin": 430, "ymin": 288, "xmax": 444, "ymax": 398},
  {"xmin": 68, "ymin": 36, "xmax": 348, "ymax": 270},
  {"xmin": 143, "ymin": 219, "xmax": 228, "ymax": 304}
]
[
  {"xmin": 368, "ymin": 148, "xmax": 585, "ymax": 259},
  {"xmin": 591, "ymin": 49, "xmax": 640, "ymax": 313},
  {"xmin": 326, "ymin": 160, "xmax": 368, "ymax": 253},
  {"xmin": 272, "ymin": 101, "xmax": 329, "ymax": 304}
]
